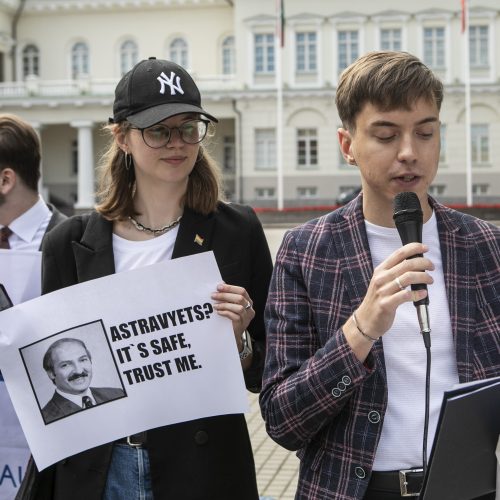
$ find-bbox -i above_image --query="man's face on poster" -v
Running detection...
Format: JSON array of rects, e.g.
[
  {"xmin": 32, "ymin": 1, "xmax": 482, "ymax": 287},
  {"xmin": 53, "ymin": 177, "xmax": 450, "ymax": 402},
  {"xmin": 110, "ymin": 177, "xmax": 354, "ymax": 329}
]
[{"xmin": 48, "ymin": 341, "xmax": 93, "ymax": 395}]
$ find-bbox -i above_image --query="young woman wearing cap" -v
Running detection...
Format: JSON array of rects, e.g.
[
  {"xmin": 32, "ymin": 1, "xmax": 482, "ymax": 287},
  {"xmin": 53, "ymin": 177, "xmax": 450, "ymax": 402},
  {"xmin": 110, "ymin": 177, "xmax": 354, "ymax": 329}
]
[{"xmin": 18, "ymin": 58, "xmax": 272, "ymax": 500}]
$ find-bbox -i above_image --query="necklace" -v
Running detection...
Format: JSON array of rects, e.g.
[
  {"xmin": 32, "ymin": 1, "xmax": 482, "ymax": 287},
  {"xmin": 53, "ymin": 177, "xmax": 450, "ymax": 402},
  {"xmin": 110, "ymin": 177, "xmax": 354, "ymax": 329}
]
[{"xmin": 128, "ymin": 215, "xmax": 182, "ymax": 236}]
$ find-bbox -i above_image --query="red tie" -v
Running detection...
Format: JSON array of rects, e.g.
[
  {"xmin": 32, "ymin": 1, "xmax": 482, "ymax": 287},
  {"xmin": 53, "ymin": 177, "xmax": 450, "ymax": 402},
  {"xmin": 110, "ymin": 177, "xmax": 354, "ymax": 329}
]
[{"xmin": 0, "ymin": 226, "xmax": 12, "ymax": 249}]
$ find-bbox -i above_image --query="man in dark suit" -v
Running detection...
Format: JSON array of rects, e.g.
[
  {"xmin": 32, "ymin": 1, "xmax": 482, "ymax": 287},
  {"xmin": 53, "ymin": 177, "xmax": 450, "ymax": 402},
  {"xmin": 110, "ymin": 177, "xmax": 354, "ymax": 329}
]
[
  {"xmin": 41, "ymin": 337, "xmax": 125, "ymax": 424},
  {"xmin": 0, "ymin": 113, "xmax": 67, "ymax": 499}
]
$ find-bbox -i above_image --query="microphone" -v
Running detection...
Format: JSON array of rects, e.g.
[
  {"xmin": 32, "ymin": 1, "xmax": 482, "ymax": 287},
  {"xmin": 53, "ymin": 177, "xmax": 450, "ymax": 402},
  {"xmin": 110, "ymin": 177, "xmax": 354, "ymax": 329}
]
[{"xmin": 393, "ymin": 192, "xmax": 431, "ymax": 346}]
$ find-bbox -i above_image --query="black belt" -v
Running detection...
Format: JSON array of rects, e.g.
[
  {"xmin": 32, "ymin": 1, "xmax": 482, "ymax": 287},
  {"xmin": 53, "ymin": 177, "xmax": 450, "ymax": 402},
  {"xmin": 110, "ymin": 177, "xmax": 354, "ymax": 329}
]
[
  {"xmin": 115, "ymin": 432, "xmax": 147, "ymax": 448},
  {"xmin": 368, "ymin": 469, "xmax": 424, "ymax": 497}
]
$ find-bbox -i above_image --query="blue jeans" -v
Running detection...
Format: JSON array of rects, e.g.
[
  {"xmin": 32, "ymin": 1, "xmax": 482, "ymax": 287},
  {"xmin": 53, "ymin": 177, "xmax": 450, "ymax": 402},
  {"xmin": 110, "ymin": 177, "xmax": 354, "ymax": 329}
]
[{"xmin": 103, "ymin": 444, "xmax": 153, "ymax": 500}]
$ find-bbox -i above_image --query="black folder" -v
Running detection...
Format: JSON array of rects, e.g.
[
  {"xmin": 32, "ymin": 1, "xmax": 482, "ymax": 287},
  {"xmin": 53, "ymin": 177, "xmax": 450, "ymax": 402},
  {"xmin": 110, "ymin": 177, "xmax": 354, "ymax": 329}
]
[{"xmin": 420, "ymin": 376, "xmax": 500, "ymax": 500}]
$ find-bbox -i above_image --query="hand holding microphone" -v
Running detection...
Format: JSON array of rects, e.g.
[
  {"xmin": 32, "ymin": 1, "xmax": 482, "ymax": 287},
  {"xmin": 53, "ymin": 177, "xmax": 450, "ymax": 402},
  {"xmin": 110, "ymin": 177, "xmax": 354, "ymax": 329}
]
[
  {"xmin": 393, "ymin": 192, "xmax": 432, "ymax": 347},
  {"xmin": 345, "ymin": 192, "xmax": 434, "ymax": 355}
]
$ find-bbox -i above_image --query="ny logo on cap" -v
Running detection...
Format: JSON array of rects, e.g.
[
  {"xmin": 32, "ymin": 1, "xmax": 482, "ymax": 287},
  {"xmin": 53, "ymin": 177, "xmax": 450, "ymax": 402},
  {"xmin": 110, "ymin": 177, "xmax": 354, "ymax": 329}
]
[{"xmin": 157, "ymin": 71, "xmax": 185, "ymax": 96}]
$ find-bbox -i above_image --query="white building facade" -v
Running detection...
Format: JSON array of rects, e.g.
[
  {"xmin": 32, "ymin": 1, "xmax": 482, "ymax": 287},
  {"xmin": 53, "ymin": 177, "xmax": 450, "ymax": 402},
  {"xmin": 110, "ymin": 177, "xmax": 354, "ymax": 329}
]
[{"xmin": 0, "ymin": 0, "xmax": 498, "ymax": 210}]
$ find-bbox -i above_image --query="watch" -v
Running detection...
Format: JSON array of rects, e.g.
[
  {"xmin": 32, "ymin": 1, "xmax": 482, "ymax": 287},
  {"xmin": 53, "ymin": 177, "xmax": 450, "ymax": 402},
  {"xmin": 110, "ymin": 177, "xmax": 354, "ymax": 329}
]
[{"xmin": 239, "ymin": 330, "xmax": 253, "ymax": 360}]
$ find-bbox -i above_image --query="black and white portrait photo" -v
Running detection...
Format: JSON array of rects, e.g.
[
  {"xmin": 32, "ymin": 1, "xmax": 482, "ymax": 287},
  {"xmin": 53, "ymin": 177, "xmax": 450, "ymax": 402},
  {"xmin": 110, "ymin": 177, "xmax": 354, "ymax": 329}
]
[{"xmin": 20, "ymin": 320, "xmax": 126, "ymax": 425}]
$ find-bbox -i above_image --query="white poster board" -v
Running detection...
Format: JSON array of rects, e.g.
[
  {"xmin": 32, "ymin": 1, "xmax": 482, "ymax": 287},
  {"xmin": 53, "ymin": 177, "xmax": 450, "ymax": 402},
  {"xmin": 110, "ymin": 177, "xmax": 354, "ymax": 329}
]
[
  {"xmin": 0, "ymin": 250, "xmax": 41, "ymax": 305},
  {"xmin": 0, "ymin": 252, "xmax": 248, "ymax": 471},
  {"xmin": 0, "ymin": 250, "xmax": 41, "ymax": 499}
]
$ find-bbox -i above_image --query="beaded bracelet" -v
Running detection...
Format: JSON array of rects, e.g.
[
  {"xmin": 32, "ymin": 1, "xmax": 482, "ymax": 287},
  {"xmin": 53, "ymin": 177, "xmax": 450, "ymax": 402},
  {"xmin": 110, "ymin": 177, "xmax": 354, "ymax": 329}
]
[{"xmin": 352, "ymin": 311, "xmax": 380, "ymax": 343}]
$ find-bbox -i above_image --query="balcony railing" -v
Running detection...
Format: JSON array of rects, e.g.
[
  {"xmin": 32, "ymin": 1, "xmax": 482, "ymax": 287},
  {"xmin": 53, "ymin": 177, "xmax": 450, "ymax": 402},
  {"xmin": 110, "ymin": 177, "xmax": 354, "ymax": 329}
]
[{"xmin": 0, "ymin": 73, "xmax": 240, "ymax": 100}]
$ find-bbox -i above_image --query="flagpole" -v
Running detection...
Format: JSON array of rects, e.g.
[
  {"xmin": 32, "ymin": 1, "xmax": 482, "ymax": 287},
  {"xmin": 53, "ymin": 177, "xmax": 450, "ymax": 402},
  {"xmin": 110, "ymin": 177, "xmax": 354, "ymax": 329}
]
[
  {"xmin": 276, "ymin": 0, "xmax": 284, "ymax": 211},
  {"xmin": 463, "ymin": 0, "xmax": 473, "ymax": 207}
]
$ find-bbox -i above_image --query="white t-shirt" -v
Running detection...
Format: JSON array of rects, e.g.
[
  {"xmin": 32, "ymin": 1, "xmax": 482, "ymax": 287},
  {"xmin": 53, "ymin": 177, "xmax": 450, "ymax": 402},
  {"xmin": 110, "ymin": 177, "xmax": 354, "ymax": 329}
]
[
  {"xmin": 112, "ymin": 226, "xmax": 179, "ymax": 273},
  {"xmin": 366, "ymin": 212, "xmax": 459, "ymax": 470}
]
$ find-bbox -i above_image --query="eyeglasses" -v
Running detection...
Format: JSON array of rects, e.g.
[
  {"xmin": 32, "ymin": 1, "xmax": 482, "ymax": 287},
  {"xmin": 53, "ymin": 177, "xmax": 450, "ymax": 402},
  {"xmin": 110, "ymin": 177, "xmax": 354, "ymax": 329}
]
[{"xmin": 130, "ymin": 119, "xmax": 210, "ymax": 148}]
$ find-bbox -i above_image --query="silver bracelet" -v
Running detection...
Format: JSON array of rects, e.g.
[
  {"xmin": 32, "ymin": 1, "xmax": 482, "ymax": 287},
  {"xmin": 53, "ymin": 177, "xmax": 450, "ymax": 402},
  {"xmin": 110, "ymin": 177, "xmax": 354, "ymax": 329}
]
[
  {"xmin": 239, "ymin": 330, "xmax": 253, "ymax": 360},
  {"xmin": 352, "ymin": 311, "xmax": 380, "ymax": 343}
]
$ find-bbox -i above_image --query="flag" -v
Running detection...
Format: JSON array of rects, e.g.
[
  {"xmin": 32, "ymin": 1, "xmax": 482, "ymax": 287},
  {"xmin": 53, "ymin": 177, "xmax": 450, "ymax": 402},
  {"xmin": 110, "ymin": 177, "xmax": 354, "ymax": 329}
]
[
  {"xmin": 276, "ymin": 0, "xmax": 285, "ymax": 48},
  {"xmin": 461, "ymin": 0, "xmax": 466, "ymax": 34}
]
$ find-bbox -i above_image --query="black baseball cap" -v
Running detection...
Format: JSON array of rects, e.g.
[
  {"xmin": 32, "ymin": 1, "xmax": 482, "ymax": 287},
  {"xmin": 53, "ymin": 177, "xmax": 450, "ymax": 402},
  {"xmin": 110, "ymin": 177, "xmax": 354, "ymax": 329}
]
[{"xmin": 111, "ymin": 57, "xmax": 218, "ymax": 127}]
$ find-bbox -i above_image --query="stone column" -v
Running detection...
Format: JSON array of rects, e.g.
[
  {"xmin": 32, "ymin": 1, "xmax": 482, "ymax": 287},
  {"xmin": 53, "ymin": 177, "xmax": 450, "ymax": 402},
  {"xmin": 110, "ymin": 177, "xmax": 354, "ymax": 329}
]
[{"xmin": 70, "ymin": 120, "xmax": 95, "ymax": 209}]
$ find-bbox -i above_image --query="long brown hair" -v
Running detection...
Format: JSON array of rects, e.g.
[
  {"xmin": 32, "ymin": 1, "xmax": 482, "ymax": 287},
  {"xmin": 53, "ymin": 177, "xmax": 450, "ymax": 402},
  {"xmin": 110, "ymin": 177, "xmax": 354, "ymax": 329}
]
[{"xmin": 95, "ymin": 121, "xmax": 223, "ymax": 219}]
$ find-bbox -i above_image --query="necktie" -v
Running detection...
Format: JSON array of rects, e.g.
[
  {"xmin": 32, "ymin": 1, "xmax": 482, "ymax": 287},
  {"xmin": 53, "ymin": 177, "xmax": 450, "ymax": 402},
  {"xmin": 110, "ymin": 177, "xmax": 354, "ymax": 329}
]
[
  {"xmin": 82, "ymin": 396, "xmax": 94, "ymax": 408},
  {"xmin": 0, "ymin": 226, "xmax": 12, "ymax": 249}
]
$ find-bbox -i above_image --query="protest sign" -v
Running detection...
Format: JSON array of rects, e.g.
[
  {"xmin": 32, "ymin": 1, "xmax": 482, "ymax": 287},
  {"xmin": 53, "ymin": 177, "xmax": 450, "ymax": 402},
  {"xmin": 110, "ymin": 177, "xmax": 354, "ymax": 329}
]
[
  {"xmin": 0, "ymin": 251, "xmax": 248, "ymax": 471},
  {"xmin": 0, "ymin": 250, "xmax": 41, "ymax": 305},
  {"xmin": 0, "ymin": 384, "xmax": 28, "ymax": 499},
  {"xmin": 0, "ymin": 250, "xmax": 41, "ymax": 499}
]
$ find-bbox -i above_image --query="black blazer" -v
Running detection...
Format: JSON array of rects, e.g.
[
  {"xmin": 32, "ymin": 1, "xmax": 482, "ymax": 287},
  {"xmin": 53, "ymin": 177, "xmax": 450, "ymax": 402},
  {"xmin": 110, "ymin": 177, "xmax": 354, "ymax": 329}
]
[
  {"xmin": 38, "ymin": 203, "xmax": 67, "ymax": 251},
  {"xmin": 21, "ymin": 202, "xmax": 273, "ymax": 500}
]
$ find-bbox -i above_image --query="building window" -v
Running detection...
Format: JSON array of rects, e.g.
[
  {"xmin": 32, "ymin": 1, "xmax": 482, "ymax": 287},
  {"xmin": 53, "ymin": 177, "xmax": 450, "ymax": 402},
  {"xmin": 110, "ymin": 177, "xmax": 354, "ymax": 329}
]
[
  {"xmin": 22, "ymin": 44, "xmax": 39, "ymax": 78},
  {"xmin": 120, "ymin": 40, "xmax": 138, "ymax": 76},
  {"xmin": 71, "ymin": 42, "xmax": 89, "ymax": 78},
  {"xmin": 223, "ymin": 136, "xmax": 235, "ymax": 172},
  {"xmin": 439, "ymin": 124, "xmax": 446, "ymax": 164},
  {"xmin": 254, "ymin": 33, "xmax": 275, "ymax": 74},
  {"xmin": 469, "ymin": 26, "xmax": 488, "ymax": 67},
  {"xmin": 296, "ymin": 32, "xmax": 317, "ymax": 73},
  {"xmin": 255, "ymin": 129, "xmax": 276, "ymax": 169},
  {"xmin": 297, "ymin": 186, "xmax": 318, "ymax": 199},
  {"xmin": 428, "ymin": 184, "xmax": 445, "ymax": 196},
  {"xmin": 338, "ymin": 30, "xmax": 358, "ymax": 73},
  {"xmin": 472, "ymin": 183, "xmax": 489, "ymax": 196},
  {"xmin": 423, "ymin": 27, "xmax": 445, "ymax": 69},
  {"xmin": 471, "ymin": 124, "xmax": 489, "ymax": 164},
  {"xmin": 297, "ymin": 128, "xmax": 318, "ymax": 168},
  {"xmin": 255, "ymin": 187, "xmax": 275, "ymax": 200},
  {"xmin": 380, "ymin": 29, "xmax": 402, "ymax": 51},
  {"xmin": 222, "ymin": 36, "xmax": 235, "ymax": 75},
  {"xmin": 169, "ymin": 38, "xmax": 188, "ymax": 67}
]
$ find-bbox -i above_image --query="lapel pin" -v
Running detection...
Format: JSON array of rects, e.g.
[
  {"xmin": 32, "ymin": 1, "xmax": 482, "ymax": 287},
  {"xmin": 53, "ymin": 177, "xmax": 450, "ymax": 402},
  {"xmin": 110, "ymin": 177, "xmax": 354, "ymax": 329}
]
[{"xmin": 194, "ymin": 234, "xmax": 204, "ymax": 246}]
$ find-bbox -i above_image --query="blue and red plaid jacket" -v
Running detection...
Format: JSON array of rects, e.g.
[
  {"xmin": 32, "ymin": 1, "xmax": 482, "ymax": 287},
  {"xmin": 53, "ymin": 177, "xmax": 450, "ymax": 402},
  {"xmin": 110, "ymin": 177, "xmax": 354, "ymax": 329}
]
[{"xmin": 260, "ymin": 196, "xmax": 500, "ymax": 500}]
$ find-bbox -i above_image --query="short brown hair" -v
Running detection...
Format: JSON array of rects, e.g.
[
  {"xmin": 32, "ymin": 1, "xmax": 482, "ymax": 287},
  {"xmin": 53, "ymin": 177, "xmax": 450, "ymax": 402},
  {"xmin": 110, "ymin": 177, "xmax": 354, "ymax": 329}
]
[
  {"xmin": 95, "ymin": 122, "xmax": 223, "ymax": 219},
  {"xmin": 335, "ymin": 51, "xmax": 443, "ymax": 131},
  {"xmin": 0, "ymin": 113, "xmax": 41, "ymax": 191}
]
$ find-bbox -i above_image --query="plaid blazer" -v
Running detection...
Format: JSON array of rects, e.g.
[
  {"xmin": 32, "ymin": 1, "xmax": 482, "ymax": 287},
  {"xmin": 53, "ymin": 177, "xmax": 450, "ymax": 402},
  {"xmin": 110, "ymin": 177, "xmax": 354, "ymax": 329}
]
[{"xmin": 260, "ymin": 195, "xmax": 500, "ymax": 500}]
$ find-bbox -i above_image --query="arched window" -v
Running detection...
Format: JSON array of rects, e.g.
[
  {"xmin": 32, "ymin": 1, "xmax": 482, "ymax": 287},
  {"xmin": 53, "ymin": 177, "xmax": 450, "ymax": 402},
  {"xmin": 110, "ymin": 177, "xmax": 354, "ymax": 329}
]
[
  {"xmin": 222, "ymin": 36, "xmax": 235, "ymax": 75},
  {"xmin": 169, "ymin": 38, "xmax": 188, "ymax": 67},
  {"xmin": 71, "ymin": 42, "xmax": 89, "ymax": 79},
  {"xmin": 120, "ymin": 40, "xmax": 138, "ymax": 76},
  {"xmin": 22, "ymin": 44, "xmax": 39, "ymax": 78}
]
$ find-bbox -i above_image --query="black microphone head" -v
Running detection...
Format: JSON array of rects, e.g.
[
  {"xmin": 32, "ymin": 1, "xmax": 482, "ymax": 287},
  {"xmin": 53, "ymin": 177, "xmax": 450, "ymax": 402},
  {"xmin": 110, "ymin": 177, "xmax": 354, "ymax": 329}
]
[{"xmin": 393, "ymin": 192, "xmax": 423, "ymax": 225}]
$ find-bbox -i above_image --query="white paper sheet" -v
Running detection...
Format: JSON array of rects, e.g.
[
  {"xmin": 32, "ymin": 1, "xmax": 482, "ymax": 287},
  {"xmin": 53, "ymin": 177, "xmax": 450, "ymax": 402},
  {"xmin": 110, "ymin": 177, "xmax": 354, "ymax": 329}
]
[
  {"xmin": 0, "ymin": 381, "xmax": 30, "ymax": 500},
  {"xmin": 0, "ymin": 251, "xmax": 248, "ymax": 471},
  {"xmin": 0, "ymin": 250, "xmax": 41, "ymax": 305},
  {"xmin": 0, "ymin": 250, "xmax": 40, "ymax": 499}
]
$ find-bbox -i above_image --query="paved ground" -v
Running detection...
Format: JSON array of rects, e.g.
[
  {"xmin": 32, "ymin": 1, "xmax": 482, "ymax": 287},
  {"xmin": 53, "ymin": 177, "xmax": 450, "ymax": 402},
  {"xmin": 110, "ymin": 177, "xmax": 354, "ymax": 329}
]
[
  {"xmin": 247, "ymin": 393, "xmax": 299, "ymax": 500},
  {"xmin": 248, "ymin": 226, "xmax": 300, "ymax": 500}
]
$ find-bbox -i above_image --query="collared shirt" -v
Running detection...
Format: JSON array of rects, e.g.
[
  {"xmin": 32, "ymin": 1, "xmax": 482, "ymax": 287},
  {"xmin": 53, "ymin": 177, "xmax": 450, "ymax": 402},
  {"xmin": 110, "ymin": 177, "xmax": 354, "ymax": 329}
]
[
  {"xmin": 55, "ymin": 388, "xmax": 95, "ymax": 408},
  {"xmin": 1, "ymin": 197, "xmax": 51, "ymax": 251}
]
